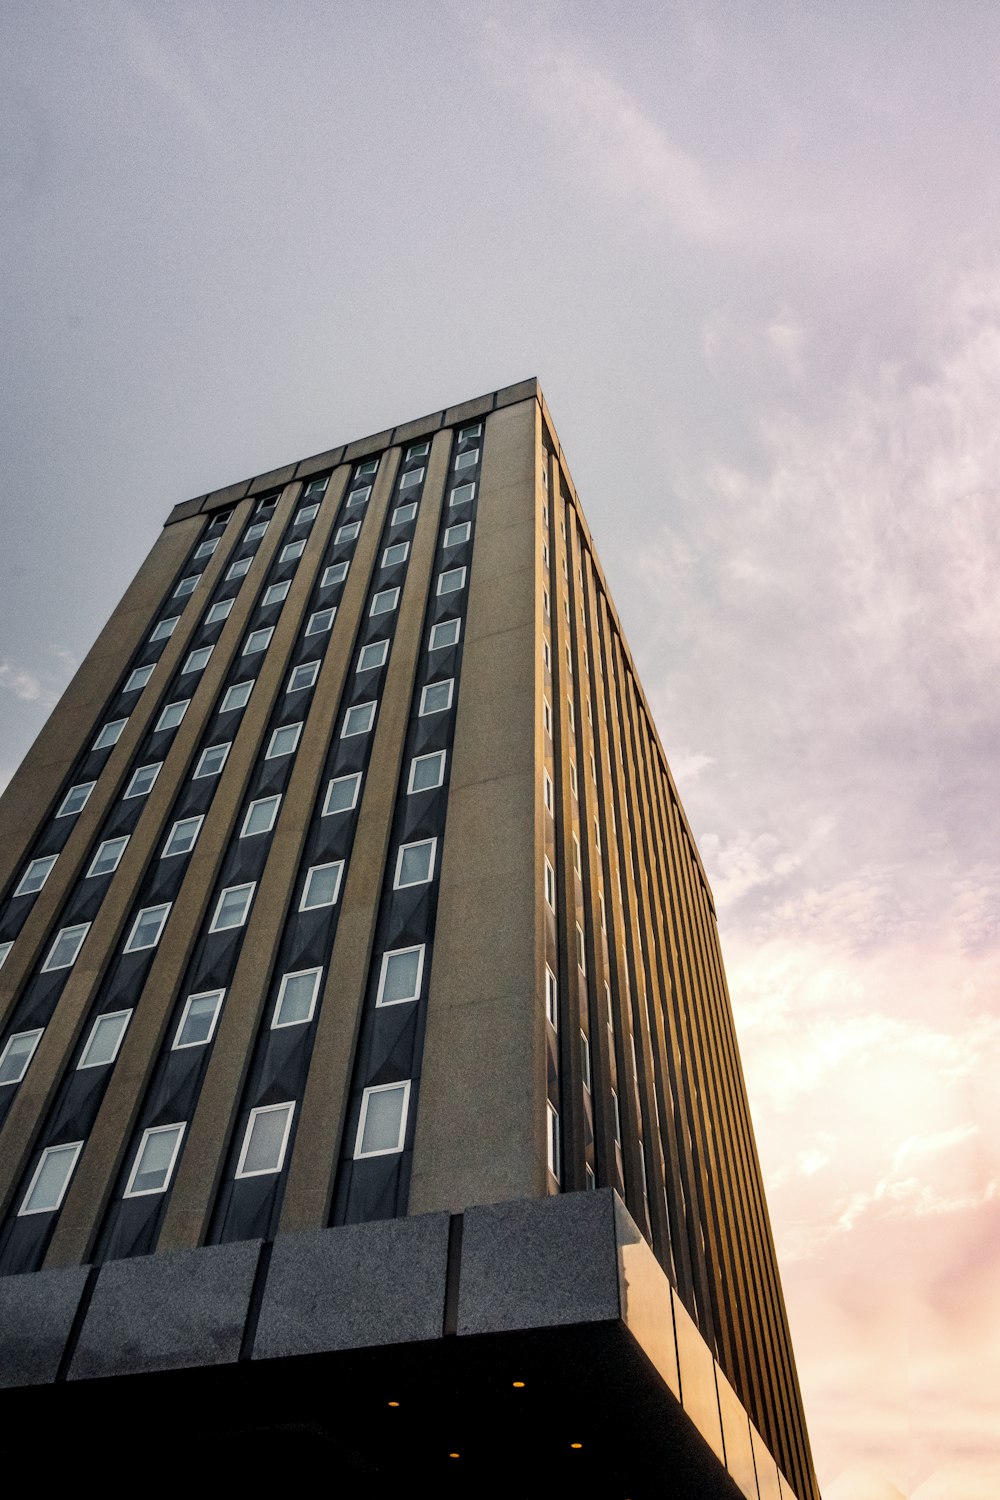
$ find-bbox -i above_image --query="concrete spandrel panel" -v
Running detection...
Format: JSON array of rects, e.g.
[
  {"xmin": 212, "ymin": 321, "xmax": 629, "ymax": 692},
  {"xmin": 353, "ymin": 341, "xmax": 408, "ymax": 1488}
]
[
  {"xmin": 253, "ymin": 1214, "xmax": 451, "ymax": 1360},
  {"xmin": 672, "ymin": 1285, "xmax": 725, "ymax": 1463},
  {"xmin": 613, "ymin": 1195, "xmax": 680, "ymax": 1399},
  {"xmin": 717, "ymin": 1364, "xmax": 759, "ymax": 1499},
  {"xmin": 0, "ymin": 1265, "xmax": 91, "ymax": 1388},
  {"xmin": 68, "ymin": 1240, "xmax": 261, "ymax": 1380},
  {"xmin": 750, "ymin": 1421, "xmax": 782, "ymax": 1500},
  {"xmin": 458, "ymin": 1190, "xmax": 621, "ymax": 1336}
]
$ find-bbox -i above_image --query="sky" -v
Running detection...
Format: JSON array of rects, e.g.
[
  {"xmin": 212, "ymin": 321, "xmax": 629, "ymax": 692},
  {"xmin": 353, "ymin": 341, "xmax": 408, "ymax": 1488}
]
[{"xmin": 1, "ymin": 3, "xmax": 998, "ymax": 1493}]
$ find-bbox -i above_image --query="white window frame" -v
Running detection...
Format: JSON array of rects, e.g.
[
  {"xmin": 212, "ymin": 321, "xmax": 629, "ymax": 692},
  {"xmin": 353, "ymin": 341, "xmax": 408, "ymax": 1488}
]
[
  {"xmin": 209, "ymin": 882, "xmax": 256, "ymax": 933},
  {"xmin": 194, "ymin": 742, "xmax": 231, "ymax": 778},
  {"xmin": 299, "ymin": 860, "xmax": 345, "ymax": 912},
  {"xmin": 221, "ymin": 680, "xmax": 254, "ymax": 712},
  {"xmin": 429, "ymin": 618, "xmax": 461, "ymax": 651},
  {"xmin": 370, "ymin": 587, "xmax": 399, "ymax": 617},
  {"xmin": 42, "ymin": 923, "xmax": 91, "ymax": 972},
  {"xmin": 272, "ymin": 967, "xmax": 323, "ymax": 1028},
  {"xmin": 155, "ymin": 699, "xmax": 190, "ymax": 732},
  {"xmin": 382, "ymin": 541, "xmax": 409, "ymax": 568},
  {"xmin": 0, "ymin": 941, "xmax": 12, "ymax": 970},
  {"xmin": 336, "ymin": 521, "xmax": 361, "ymax": 544},
  {"xmin": 306, "ymin": 607, "xmax": 336, "ymax": 636},
  {"xmin": 543, "ymin": 770, "xmax": 553, "ymax": 813},
  {"xmin": 458, "ymin": 422, "xmax": 483, "ymax": 441},
  {"xmin": 245, "ymin": 520, "xmax": 269, "ymax": 542},
  {"xmin": 454, "ymin": 448, "xmax": 479, "ymax": 470},
  {"xmin": 287, "ymin": 661, "xmax": 320, "ymax": 693},
  {"xmin": 357, "ymin": 639, "xmax": 389, "ymax": 673},
  {"xmin": 346, "ymin": 485, "xmax": 371, "ymax": 508},
  {"xmin": 354, "ymin": 1080, "xmax": 411, "ymax": 1158},
  {"xmin": 545, "ymin": 966, "xmax": 558, "ymax": 1029},
  {"xmin": 295, "ymin": 502, "xmax": 320, "ymax": 526},
  {"xmin": 243, "ymin": 626, "xmax": 274, "ymax": 655},
  {"xmin": 183, "ymin": 645, "xmax": 213, "ymax": 674},
  {"xmin": 14, "ymin": 855, "xmax": 58, "ymax": 898},
  {"xmin": 149, "ymin": 616, "xmax": 179, "ymax": 642},
  {"xmin": 407, "ymin": 750, "xmax": 446, "ymax": 794},
  {"xmin": 0, "ymin": 1029, "xmax": 43, "ymax": 1086},
  {"xmin": 323, "ymin": 772, "xmax": 362, "ymax": 815},
  {"xmin": 172, "ymin": 989, "xmax": 225, "ymax": 1050},
  {"xmin": 124, "ymin": 763, "xmax": 160, "ymax": 798},
  {"xmin": 93, "ymin": 718, "xmax": 127, "ymax": 751},
  {"xmin": 123, "ymin": 1122, "xmax": 186, "ymax": 1198},
  {"xmin": 547, "ymin": 1103, "xmax": 560, "ymax": 1181},
  {"xmin": 194, "ymin": 538, "xmax": 218, "ymax": 559},
  {"xmin": 57, "ymin": 781, "xmax": 95, "ymax": 818},
  {"xmin": 227, "ymin": 556, "xmax": 252, "ymax": 580},
  {"xmin": 573, "ymin": 833, "xmax": 581, "ymax": 875},
  {"xmin": 398, "ymin": 467, "xmax": 424, "ymax": 490},
  {"xmin": 262, "ymin": 580, "xmax": 291, "ymax": 607},
  {"xmin": 304, "ymin": 475, "xmax": 329, "ymax": 496},
  {"xmin": 162, "ymin": 815, "xmax": 203, "ymax": 858},
  {"xmin": 436, "ymin": 566, "xmax": 467, "ymax": 597},
  {"xmin": 576, "ymin": 923, "xmax": 586, "ymax": 973},
  {"xmin": 544, "ymin": 859, "xmax": 555, "ymax": 910},
  {"xmin": 18, "ymin": 1141, "xmax": 83, "ymax": 1216},
  {"xmin": 124, "ymin": 903, "xmax": 172, "ymax": 953},
  {"xmin": 569, "ymin": 761, "xmax": 578, "ymax": 797},
  {"xmin": 392, "ymin": 501, "xmax": 417, "ymax": 526},
  {"xmin": 124, "ymin": 663, "xmax": 155, "ymax": 693},
  {"xmin": 173, "ymin": 574, "xmax": 201, "ymax": 598},
  {"xmin": 241, "ymin": 795, "xmax": 281, "ymax": 838},
  {"xmin": 281, "ymin": 540, "xmax": 306, "ymax": 563},
  {"xmin": 376, "ymin": 945, "xmax": 425, "ymax": 1008},
  {"xmin": 418, "ymin": 679, "xmax": 454, "ymax": 716},
  {"xmin": 449, "ymin": 481, "xmax": 476, "ymax": 507},
  {"xmin": 87, "ymin": 836, "xmax": 129, "ymax": 878},
  {"xmin": 581, "ymin": 1029, "xmax": 592, "ymax": 1091},
  {"xmin": 235, "ymin": 1101, "xmax": 295, "ymax": 1178},
  {"xmin": 406, "ymin": 440, "xmax": 430, "ymax": 459},
  {"xmin": 78, "ymin": 1009, "xmax": 132, "ymax": 1070},
  {"xmin": 355, "ymin": 458, "xmax": 378, "ymax": 478},
  {"xmin": 205, "ymin": 598, "xmax": 234, "ymax": 625},
  {"xmin": 341, "ymin": 701, "xmax": 376, "ymax": 738},
  {"xmin": 321, "ymin": 561, "xmax": 348, "ymax": 588},
  {"xmin": 444, "ymin": 521, "xmax": 471, "ymax": 548},
  {"xmin": 266, "ymin": 722, "xmax": 303, "ymax": 759},
  {"xmin": 393, "ymin": 837, "xmax": 437, "ymax": 889}
]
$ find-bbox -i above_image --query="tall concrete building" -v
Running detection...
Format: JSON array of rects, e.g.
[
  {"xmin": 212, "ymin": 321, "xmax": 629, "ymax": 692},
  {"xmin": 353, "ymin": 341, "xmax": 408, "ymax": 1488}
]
[{"xmin": 0, "ymin": 380, "xmax": 818, "ymax": 1497}]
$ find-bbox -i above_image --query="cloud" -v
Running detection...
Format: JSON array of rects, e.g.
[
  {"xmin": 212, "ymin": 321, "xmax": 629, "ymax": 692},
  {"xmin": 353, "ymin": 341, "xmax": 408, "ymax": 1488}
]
[{"xmin": 0, "ymin": 659, "xmax": 46, "ymax": 702}]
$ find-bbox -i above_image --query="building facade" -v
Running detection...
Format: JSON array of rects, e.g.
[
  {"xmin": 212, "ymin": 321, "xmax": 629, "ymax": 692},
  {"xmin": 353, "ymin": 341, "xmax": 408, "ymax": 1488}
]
[{"xmin": 0, "ymin": 380, "xmax": 819, "ymax": 1497}]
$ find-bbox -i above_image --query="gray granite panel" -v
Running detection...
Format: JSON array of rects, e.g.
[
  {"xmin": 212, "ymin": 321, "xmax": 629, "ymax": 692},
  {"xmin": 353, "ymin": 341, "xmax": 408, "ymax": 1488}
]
[
  {"xmin": 68, "ymin": 1240, "xmax": 262, "ymax": 1380},
  {"xmin": 457, "ymin": 1189, "xmax": 621, "ymax": 1336},
  {"xmin": 0, "ymin": 1265, "xmax": 91, "ymax": 1388},
  {"xmin": 253, "ymin": 1213, "xmax": 451, "ymax": 1361}
]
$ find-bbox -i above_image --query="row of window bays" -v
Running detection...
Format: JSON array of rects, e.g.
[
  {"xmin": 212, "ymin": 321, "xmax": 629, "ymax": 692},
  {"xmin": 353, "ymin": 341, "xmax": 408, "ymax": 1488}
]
[{"xmin": 0, "ymin": 427, "xmax": 482, "ymax": 1250}]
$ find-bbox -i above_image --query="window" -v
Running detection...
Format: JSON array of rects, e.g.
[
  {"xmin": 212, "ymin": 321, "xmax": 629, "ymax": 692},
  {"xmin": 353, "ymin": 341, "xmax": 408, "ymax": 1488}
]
[
  {"xmin": 174, "ymin": 574, "xmax": 201, "ymax": 599},
  {"xmin": 547, "ymin": 1103, "xmax": 560, "ymax": 1182},
  {"xmin": 266, "ymin": 722, "xmax": 302, "ymax": 758},
  {"xmin": 194, "ymin": 538, "xmax": 218, "ymax": 559},
  {"xmin": 454, "ymin": 448, "xmax": 479, "ymax": 470},
  {"xmin": 429, "ymin": 618, "xmax": 460, "ymax": 651},
  {"xmin": 14, "ymin": 855, "xmax": 58, "ymax": 898},
  {"xmin": 155, "ymin": 700, "xmax": 189, "ymax": 732},
  {"xmin": 210, "ymin": 883, "xmax": 255, "ymax": 932},
  {"xmin": 543, "ymin": 589, "xmax": 550, "ymax": 617},
  {"xmin": 599, "ymin": 891, "xmax": 607, "ymax": 932},
  {"xmin": 356, "ymin": 458, "xmax": 378, "ymax": 477},
  {"xmin": 281, "ymin": 540, "xmax": 305, "ymax": 563},
  {"xmin": 342, "ymin": 701, "xmax": 376, "ymax": 737},
  {"xmin": 545, "ymin": 966, "xmax": 558, "ymax": 1029},
  {"xmin": 407, "ymin": 440, "xmax": 431, "ymax": 459},
  {"xmin": 370, "ymin": 587, "xmax": 399, "ymax": 617},
  {"xmin": 336, "ymin": 521, "xmax": 361, "ymax": 543},
  {"xmin": 419, "ymin": 679, "xmax": 453, "ymax": 716},
  {"xmin": 346, "ymin": 485, "xmax": 371, "ymax": 508},
  {"xmin": 256, "ymin": 497, "xmax": 277, "ymax": 516},
  {"xmin": 458, "ymin": 422, "xmax": 482, "ymax": 441},
  {"xmin": 444, "ymin": 521, "xmax": 471, "ymax": 548},
  {"xmin": 323, "ymin": 772, "xmax": 361, "ymax": 815},
  {"xmin": 580, "ymin": 1030, "xmax": 592, "ymax": 1091},
  {"xmin": 287, "ymin": 661, "xmax": 320, "ymax": 693},
  {"xmin": 382, "ymin": 541, "xmax": 409, "ymax": 568},
  {"xmin": 18, "ymin": 1142, "xmax": 83, "ymax": 1216},
  {"xmin": 408, "ymin": 750, "xmax": 446, "ymax": 793},
  {"xmin": 78, "ymin": 1010, "xmax": 131, "ymax": 1069},
  {"xmin": 393, "ymin": 838, "xmax": 436, "ymax": 889},
  {"xmin": 57, "ymin": 781, "xmax": 95, "ymax": 818},
  {"xmin": 376, "ymin": 946, "xmax": 424, "ymax": 1007},
  {"xmin": 594, "ymin": 818, "xmax": 601, "ymax": 854},
  {"xmin": 586, "ymin": 1163, "xmax": 596, "ymax": 1190},
  {"xmin": 124, "ymin": 903, "xmax": 171, "ymax": 953},
  {"xmin": 227, "ymin": 556, "xmax": 252, "ymax": 580},
  {"xmin": 93, "ymin": 718, "xmax": 127, "ymax": 751},
  {"xmin": 263, "ymin": 580, "xmax": 290, "ymax": 607},
  {"xmin": 569, "ymin": 762, "xmax": 578, "ymax": 797},
  {"xmin": 173, "ymin": 990, "xmax": 224, "ymax": 1049},
  {"xmin": 221, "ymin": 680, "xmax": 254, "ymax": 712},
  {"xmin": 322, "ymin": 561, "xmax": 348, "ymax": 587},
  {"xmin": 399, "ymin": 467, "xmax": 424, "ymax": 490},
  {"xmin": 124, "ymin": 663, "xmax": 155, "ymax": 693},
  {"xmin": 241, "ymin": 795, "xmax": 281, "ymax": 838},
  {"xmin": 437, "ymin": 566, "xmax": 466, "ymax": 596},
  {"xmin": 272, "ymin": 968, "xmax": 322, "ymax": 1028},
  {"xmin": 236, "ymin": 1102, "xmax": 295, "ymax": 1177},
  {"xmin": 150, "ymin": 616, "xmax": 179, "ymax": 642},
  {"xmin": 295, "ymin": 503, "xmax": 319, "ymax": 526},
  {"xmin": 183, "ymin": 645, "xmax": 213, "ymax": 674},
  {"xmin": 205, "ymin": 598, "xmax": 234, "ymax": 626},
  {"xmin": 245, "ymin": 520, "xmax": 269, "ymax": 542},
  {"xmin": 357, "ymin": 640, "xmax": 388, "ymax": 673},
  {"xmin": 354, "ymin": 1081, "xmax": 410, "ymax": 1157},
  {"xmin": 543, "ymin": 770, "xmax": 552, "ymax": 813},
  {"xmin": 573, "ymin": 834, "xmax": 582, "ymax": 875},
  {"xmin": 124, "ymin": 763, "xmax": 160, "ymax": 798},
  {"xmin": 162, "ymin": 816, "xmax": 203, "ymax": 858},
  {"xmin": 243, "ymin": 626, "xmax": 274, "ymax": 655},
  {"xmin": 544, "ymin": 859, "xmax": 555, "ymax": 910},
  {"xmin": 306, "ymin": 607, "xmax": 336, "ymax": 636},
  {"xmin": 304, "ymin": 475, "xmax": 328, "ymax": 496},
  {"xmin": 543, "ymin": 699, "xmax": 552, "ymax": 735},
  {"xmin": 576, "ymin": 923, "xmax": 586, "ymax": 973},
  {"xmin": 42, "ymin": 923, "xmax": 91, "ymax": 971},
  {"xmin": 612, "ymin": 1090, "xmax": 621, "ymax": 1145},
  {"xmin": 0, "ymin": 941, "xmax": 12, "ymax": 969},
  {"xmin": 124, "ymin": 1123, "xmax": 186, "ymax": 1197},
  {"xmin": 567, "ymin": 696, "xmax": 575, "ymax": 730},
  {"xmin": 590, "ymin": 752, "xmax": 597, "ymax": 782},
  {"xmin": 300, "ymin": 861, "xmax": 344, "ymax": 911},
  {"xmin": 392, "ymin": 501, "xmax": 417, "ymax": 526},
  {"xmin": 450, "ymin": 481, "xmax": 475, "ymax": 507},
  {"xmin": 87, "ymin": 836, "xmax": 129, "ymax": 878},
  {"xmin": 0, "ymin": 1030, "xmax": 42, "ymax": 1086}
]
